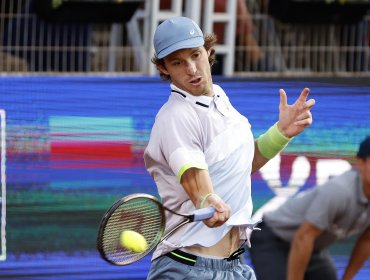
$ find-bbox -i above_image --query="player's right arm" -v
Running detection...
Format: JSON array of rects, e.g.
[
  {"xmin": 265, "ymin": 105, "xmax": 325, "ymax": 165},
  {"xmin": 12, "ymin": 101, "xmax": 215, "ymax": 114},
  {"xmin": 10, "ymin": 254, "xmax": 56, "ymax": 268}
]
[
  {"xmin": 342, "ymin": 226, "xmax": 370, "ymax": 280},
  {"xmin": 180, "ymin": 167, "xmax": 231, "ymax": 228},
  {"xmin": 287, "ymin": 220, "xmax": 322, "ymax": 280}
]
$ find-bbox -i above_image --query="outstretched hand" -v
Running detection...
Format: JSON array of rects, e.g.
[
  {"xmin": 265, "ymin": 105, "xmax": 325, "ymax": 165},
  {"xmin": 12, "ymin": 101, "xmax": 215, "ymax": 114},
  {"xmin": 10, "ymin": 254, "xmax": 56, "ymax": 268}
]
[{"xmin": 277, "ymin": 88, "xmax": 315, "ymax": 138}]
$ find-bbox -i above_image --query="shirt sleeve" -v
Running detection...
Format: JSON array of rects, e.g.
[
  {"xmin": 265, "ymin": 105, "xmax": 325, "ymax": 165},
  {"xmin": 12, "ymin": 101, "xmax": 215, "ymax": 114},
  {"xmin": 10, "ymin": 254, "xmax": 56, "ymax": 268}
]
[
  {"xmin": 158, "ymin": 105, "xmax": 208, "ymax": 181},
  {"xmin": 304, "ymin": 183, "xmax": 346, "ymax": 230}
]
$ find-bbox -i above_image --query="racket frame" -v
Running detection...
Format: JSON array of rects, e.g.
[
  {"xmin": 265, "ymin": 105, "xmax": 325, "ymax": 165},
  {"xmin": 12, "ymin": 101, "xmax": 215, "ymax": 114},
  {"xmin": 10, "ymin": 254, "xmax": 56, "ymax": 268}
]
[
  {"xmin": 97, "ymin": 193, "xmax": 215, "ymax": 265},
  {"xmin": 96, "ymin": 193, "xmax": 165, "ymax": 265}
]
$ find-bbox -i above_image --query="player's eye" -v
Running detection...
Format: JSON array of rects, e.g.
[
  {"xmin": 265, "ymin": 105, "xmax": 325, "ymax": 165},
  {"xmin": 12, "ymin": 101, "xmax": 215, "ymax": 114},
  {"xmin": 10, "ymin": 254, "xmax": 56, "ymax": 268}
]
[{"xmin": 192, "ymin": 52, "xmax": 201, "ymax": 59}]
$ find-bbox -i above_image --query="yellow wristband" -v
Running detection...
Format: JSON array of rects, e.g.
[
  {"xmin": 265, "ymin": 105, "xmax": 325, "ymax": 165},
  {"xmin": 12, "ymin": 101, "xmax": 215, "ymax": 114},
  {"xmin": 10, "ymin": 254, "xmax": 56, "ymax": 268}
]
[
  {"xmin": 257, "ymin": 122, "xmax": 292, "ymax": 159},
  {"xmin": 199, "ymin": 193, "xmax": 217, "ymax": 209}
]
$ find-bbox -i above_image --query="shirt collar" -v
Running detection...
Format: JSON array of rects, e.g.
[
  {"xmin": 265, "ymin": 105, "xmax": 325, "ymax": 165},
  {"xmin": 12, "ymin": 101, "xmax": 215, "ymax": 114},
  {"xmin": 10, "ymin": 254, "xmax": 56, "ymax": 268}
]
[{"xmin": 170, "ymin": 83, "xmax": 213, "ymax": 108}]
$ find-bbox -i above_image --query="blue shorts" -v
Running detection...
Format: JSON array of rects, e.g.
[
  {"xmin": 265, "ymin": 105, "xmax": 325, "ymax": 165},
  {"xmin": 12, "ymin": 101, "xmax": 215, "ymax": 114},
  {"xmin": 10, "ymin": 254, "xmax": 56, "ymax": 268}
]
[{"xmin": 147, "ymin": 249, "xmax": 256, "ymax": 280}]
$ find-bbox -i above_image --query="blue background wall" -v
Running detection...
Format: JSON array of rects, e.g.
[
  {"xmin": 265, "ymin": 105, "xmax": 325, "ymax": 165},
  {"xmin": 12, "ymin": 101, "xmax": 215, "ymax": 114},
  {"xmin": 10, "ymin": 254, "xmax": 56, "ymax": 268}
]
[{"xmin": 0, "ymin": 77, "xmax": 369, "ymax": 279}]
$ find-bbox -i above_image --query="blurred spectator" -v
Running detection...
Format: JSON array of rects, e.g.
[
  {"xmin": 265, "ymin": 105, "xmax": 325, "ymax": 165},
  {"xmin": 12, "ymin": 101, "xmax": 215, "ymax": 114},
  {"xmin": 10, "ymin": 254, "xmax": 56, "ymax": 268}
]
[
  {"xmin": 213, "ymin": 0, "xmax": 263, "ymax": 66},
  {"xmin": 249, "ymin": 136, "xmax": 370, "ymax": 280}
]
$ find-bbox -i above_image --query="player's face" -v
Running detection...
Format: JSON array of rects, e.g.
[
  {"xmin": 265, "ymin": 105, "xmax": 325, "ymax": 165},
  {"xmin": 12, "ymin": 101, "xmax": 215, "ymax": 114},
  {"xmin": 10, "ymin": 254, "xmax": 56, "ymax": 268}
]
[
  {"xmin": 357, "ymin": 157, "xmax": 370, "ymax": 197},
  {"xmin": 160, "ymin": 47, "xmax": 213, "ymax": 97}
]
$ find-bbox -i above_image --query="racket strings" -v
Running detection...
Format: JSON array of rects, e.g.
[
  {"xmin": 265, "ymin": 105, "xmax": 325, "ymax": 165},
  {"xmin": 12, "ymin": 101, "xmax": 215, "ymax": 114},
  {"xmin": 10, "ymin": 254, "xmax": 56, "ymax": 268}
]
[{"xmin": 102, "ymin": 197, "xmax": 164, "ymax": 265}]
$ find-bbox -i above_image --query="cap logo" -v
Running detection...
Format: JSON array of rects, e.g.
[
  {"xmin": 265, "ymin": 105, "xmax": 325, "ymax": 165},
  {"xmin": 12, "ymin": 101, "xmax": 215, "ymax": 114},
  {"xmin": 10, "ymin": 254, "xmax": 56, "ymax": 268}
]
[{"xmin": 190, "ymin": 29, "xmax": 195, "ymax": 35}]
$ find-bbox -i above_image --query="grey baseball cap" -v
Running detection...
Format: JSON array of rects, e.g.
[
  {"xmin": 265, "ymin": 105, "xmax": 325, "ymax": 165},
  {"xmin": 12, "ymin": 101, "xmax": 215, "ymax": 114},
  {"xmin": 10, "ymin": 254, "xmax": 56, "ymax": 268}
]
[{"xmin": 153, "ymin": 16, "xmax": 205, "ymax": 59}]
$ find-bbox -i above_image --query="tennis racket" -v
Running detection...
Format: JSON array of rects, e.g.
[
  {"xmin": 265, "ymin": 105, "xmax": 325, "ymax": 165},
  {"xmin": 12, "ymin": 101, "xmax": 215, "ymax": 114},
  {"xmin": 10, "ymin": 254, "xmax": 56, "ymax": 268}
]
[{"xmin": 97, "ymin": 193, "xmax": 215, "ymax": 266}]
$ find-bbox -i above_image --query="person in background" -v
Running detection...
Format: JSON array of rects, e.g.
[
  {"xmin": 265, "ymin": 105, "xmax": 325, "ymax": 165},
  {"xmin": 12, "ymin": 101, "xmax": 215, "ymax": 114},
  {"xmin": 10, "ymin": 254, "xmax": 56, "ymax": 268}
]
[
  {"xmin": 144, "ymin": 16, "xmax": 315, "ymax": 279},
  {"xmin": 249, "ymin": 136, "xmax": 370, "ymax": 280},
  {"xmin": 213, "ymin": 0, "xmax": 263, "ymax": 67}
]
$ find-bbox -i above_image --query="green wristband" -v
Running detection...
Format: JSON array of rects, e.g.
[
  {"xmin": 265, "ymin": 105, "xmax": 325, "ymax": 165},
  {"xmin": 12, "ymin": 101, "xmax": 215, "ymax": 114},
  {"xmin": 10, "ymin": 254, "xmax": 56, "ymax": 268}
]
[{"xmin": 257, "ymin": 122, "xmax": 292, "ymax": 159}]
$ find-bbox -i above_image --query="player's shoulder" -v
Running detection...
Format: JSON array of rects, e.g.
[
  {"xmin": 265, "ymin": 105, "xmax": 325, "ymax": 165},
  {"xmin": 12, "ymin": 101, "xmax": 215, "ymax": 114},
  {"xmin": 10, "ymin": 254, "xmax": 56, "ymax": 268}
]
[
  {"xmin": 318, "ymin": 169, "xmax": 358, "ymax": 195},
  {"xmin": 328, "ymin": 169, "xmax": 358, "ymax": 186},
  {"xmin": 213, "ymin": 84, "xmax": 227, "ymax": 97},
  {"xmin": 157, "ymin": 97, "xmax": 193, "ymax": 118},
  {"xmin": 154, "ymin": 98, "xmax": 197, "ymax": 130}
]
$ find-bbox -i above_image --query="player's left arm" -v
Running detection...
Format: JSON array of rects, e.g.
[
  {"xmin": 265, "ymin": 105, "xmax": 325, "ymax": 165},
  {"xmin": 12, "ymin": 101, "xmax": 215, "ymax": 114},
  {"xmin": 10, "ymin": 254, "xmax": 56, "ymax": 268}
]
[
  {"xmin": 252, "ymin": 88, "xmax": 315, "ymax": 173},
  {"xmin": 252, "ymin": 140, "xmax": 270, "ymax": 172},
  {"xmin": 342, "ymin": 226, "xmax": 370, "ymax": 280}
]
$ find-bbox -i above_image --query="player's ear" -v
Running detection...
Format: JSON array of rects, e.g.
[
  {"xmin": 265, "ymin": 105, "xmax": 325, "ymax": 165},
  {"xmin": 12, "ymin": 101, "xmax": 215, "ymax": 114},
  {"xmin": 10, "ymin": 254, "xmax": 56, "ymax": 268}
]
[{"xmin": 157, "ymin": 64, "xmax": 169, "ymax": 75}]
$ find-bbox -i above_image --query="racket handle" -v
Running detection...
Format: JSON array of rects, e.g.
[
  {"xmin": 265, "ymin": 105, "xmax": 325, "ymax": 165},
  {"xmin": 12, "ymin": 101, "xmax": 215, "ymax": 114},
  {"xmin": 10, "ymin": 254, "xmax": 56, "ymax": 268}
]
[{"xmin": 193, "ymin": 207, "xmax": 215, "ymax": 221}]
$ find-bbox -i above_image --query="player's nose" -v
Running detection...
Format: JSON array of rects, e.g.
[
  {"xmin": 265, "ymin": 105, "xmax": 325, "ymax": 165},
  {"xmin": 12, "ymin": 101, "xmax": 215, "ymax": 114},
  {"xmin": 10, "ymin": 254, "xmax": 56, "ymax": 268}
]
[{"xmin": 185, "ymin": 61, "xmax": 197, "ymax": 75}]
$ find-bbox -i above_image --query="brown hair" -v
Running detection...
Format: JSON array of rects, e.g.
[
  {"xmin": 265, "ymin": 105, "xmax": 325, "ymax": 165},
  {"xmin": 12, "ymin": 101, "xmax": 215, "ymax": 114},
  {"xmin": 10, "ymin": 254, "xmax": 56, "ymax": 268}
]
[{"xmin": 151, "ymin": 33, "xmax": 217, "ymax": 81}]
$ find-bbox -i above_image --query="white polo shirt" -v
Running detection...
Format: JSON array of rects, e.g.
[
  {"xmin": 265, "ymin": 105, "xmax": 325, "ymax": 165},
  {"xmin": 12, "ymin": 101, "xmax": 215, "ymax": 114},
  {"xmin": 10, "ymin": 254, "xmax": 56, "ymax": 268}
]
[{"xmin": 144, "ymin": 83, "xmax": 255, "ymax": 259}]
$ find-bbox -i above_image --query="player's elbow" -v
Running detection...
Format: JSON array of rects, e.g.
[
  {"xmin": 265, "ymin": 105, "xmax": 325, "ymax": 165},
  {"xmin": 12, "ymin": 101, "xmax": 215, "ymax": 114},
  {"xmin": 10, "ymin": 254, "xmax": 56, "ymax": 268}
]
[
  {"xmin": 292, "ymin": 227, "xmax": 316, "ymax": 252},
  {"xmin": 292, "ymin": 233, "xmax": 311, "ymax": 253}
]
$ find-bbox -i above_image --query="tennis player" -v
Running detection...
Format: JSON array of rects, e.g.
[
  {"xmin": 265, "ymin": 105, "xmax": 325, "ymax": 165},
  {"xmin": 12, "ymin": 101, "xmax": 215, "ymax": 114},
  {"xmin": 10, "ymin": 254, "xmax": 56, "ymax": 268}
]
[
  {"xmin": 249, "ymin": 135, "xmax": 370, "ymax": 280},
  {"xmin": 144, "ymin": 16, "xmax": 315, "ymax": 279}
]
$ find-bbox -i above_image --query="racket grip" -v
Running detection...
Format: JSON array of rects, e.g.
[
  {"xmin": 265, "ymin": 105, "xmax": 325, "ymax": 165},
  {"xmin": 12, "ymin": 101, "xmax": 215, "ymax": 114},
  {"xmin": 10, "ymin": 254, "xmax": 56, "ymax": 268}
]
[{"xmin": 193, "ymin": 207, "xmax": 215, "ymax": 221}]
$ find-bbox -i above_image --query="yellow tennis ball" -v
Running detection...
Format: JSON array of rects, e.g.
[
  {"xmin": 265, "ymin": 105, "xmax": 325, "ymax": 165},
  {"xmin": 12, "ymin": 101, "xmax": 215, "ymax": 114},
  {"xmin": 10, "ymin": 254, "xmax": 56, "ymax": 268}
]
[{"xmin": 120, "ymin": 230, "xmax": 148, "ymax": 253}]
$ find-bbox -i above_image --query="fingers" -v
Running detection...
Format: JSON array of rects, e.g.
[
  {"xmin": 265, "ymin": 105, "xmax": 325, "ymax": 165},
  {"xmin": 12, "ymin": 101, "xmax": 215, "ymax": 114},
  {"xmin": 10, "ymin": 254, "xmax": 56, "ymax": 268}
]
[
  {"xmin": 304, "ymin": 98, "xmax": 316, "ymax": 110},
  {"xmin": 294, "ymin": 118, "xmax": 312, "ymax": 126},
  {"xmin": 205, "ymin": 206, "xmax": 231, "ymax": 227},
  {"xmin": 203, "ymin": 194, "xmax": 231, "ymax": 228},
  {"xmin": 279, "ymin": 89, "xmax": 287, "ymax": 108},
  {"xmin": 294, "ymin": 110, "xmax": 313, "ymax": 126},
  {"xmin": 278, "ymin": 87, "xmax": 314, "ymax": 138},
  {"xmin": 280, "ymin": 88, "xmax": 312, "ymax": 107},
  {"xmin": 297, "ymin": 88, "xmax": 310, "ymax": 103},
  {"xmin": 280, "ymin": 88, "xmax": 315, "ymax": 112},
  {"xmin": 207, "ymin": 193, "xmax": 225, "ymax": 212}
]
